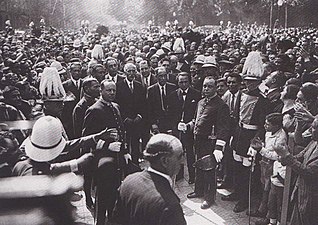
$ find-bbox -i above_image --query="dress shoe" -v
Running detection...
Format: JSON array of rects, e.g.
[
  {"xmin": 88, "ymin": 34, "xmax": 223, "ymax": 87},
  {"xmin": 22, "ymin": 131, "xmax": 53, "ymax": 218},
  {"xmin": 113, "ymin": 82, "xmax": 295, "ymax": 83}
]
[
  {"xmin": 254, "ymin": 218, "xmax": 270, "ymax": 225},
  {"xmin": 246, "ymin": 209, "xmax": 266, "ymax": 218},
  {"xmin": 200, "ymin": 200, "xmax": 212, "ymax": 209},
  {"xmin": 233, "ymin": 201, "xmax": 248, "ymax": 213},
  {"xmin": 221, "ymin": 193, "xmax": 238, "ymax": 201},
  {"xmin": 187, "ymin": 192, "xmax": 203, "ymax": 199}
]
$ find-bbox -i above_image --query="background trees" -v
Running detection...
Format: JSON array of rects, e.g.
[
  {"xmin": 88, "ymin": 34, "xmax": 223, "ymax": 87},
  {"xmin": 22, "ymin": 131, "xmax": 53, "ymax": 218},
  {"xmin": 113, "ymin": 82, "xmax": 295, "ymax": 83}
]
[{"xmin": 0, "ymin": 0, "xmax": 316, "ymax": 30}]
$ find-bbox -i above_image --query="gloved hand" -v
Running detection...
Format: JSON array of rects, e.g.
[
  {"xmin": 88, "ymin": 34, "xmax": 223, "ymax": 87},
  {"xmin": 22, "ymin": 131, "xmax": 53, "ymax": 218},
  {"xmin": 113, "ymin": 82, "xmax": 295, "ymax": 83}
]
[
  {"xmin": 124, "ymin": 153, "xmax": 132, "ymax": 164},
  {"xmin": 213, "ymin": 150, "xmax": 223, "ymax": 163},
  {"xmin": 108, "ymin": 142, "xmax": 121, "ymax": 152},
  {"xmin": 247, "ymin": 147, "xmax": 257, "ymax": 158}
]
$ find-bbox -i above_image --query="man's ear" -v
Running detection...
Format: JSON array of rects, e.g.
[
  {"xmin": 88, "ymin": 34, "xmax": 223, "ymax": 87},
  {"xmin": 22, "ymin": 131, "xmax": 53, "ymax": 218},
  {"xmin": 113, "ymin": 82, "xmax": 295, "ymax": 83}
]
[{"xmin": 160, "ymin": 155, "xmax": 169, "ymax": 168}]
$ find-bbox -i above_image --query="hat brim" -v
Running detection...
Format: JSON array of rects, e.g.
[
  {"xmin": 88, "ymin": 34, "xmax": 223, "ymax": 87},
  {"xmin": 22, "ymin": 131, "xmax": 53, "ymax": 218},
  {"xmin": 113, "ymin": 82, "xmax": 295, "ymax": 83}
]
[
  {"xmin": 202, "ymin": 64, "xmax": 218, "ymax": 69},
  {"xmin": 162, "ymin": 46, "xmax": 171, "ymax": 52},
  {"xmin": 243, "ymin": 75, "xmax": 261, "ymax": 81},
  {"xmin": 58, "ymin": 69, "xmax": 66, "ymax": 74},
  {"xmin": 24, "ymin": 137, "xmax": 66, "ymax": 162},
  {"xmin": 194, "ymin": 61, "xmax": 205, "ymax": 65}
]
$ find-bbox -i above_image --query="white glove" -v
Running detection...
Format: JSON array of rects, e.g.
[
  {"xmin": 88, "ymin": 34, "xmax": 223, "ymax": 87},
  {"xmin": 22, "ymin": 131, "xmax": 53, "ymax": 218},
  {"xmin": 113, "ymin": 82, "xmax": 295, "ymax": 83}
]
[
  {"xmin": 108, "ymin": 141, "xmax": 121, "ymax": 152},
  {"xmin": 213, "ymin": 150, "xmax": 223, "ymax": 163},
  {"xmin": 177, "ymin": 122, "xmax": 187, "ymax": 132},
  {"xmin": 247, "ymin": 147, "xmax": 257, "ymax": 158},
  {"xmin": 124, "ymin": 153, "xmax": 132, "ymax": 164}
]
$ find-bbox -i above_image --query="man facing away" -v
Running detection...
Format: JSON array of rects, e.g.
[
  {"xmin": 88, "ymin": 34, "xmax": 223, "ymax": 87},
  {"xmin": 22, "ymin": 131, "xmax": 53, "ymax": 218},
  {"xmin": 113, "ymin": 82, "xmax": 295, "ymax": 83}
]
[{"xmin": 111, "ymin": 133, "xmax": 187, "ymax": 225}]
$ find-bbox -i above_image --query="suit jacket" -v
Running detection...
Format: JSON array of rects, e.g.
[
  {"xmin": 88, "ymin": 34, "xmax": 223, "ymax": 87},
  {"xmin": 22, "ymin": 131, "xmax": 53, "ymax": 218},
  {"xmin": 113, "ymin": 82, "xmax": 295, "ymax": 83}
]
[
  {"xmin": 281, "ymin": 140, "xmax": 318, "ymax": 216},
  {"xmin": 112, "ymin": 170, "xmax": 186, "ymax": 225},
  {"xmin": 105, "ymin": 73, "xmax": 125, "ymax": 83},
  {"xmin": 82, "ymin": 99, "xmax": 128, "ymax": 156},
  {"xmin": 135, "ymin": 73, "xmax": 157, "ymax": 90},
  {"xmin": 62, "ymin": 79, "xmax": 83, "ymax": 139},
  {"xmin": 115, "ymin": 79, "xmax": 147, "ymax": 125},
  {"xmin": 62, "ymin": 79, "xmax": 83, "ymax": 102},
  {"xmin": 72, "ymin": 95, "xmax": 96, "ymax": 138},
  {"xmin": 222, "ymin": 90, "xmax": 242, "ymax": 135},
  {"xmin": 147, "ymin": 82, "xmax": 177, "ymax": 132},
  {"xmin": 167, "ymin": 87, "xmax": 201, "ymax": 134}
]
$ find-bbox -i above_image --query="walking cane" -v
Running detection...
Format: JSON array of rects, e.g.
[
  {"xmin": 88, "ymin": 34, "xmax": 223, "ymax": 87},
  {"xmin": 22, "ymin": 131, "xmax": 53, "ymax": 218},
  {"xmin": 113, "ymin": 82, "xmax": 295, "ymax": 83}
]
[{"xmin": 248, "ymin": 155, "xmax": 255, "ymax": 225}]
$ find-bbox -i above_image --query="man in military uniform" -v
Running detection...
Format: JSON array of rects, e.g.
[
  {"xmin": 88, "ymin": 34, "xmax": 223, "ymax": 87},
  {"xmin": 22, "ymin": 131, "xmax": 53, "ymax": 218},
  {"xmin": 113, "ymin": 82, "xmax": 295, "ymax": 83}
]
[
  {"xmin": 230, "ymin": 74, "xmax": 269, "ymax": 213},
  {"xmin": 185, "ymin": 76, "xmax": 230, "ymax": 209}
]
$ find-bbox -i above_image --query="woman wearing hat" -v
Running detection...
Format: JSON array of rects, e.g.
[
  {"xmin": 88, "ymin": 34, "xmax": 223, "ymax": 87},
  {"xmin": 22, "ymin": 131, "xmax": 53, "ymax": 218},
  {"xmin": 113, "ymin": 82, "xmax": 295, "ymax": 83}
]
[{"xmin": 12, "ymin": 116, "xmax": 117, "ymax": 176}]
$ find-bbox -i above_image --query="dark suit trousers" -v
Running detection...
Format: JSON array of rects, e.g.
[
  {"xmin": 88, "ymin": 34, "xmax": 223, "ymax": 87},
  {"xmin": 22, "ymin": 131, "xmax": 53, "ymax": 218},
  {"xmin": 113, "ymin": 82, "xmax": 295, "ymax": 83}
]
[
  {"xmin": 126, "ymin": 123, "xmax": 141, "ymax": 164},
  {"xmin": 181, "ymin": 132, "xmax": 195, "ymax": 181},
  {"xmin": 194, "ymin": 136, "xmax": 216, "ymax": 202},
  {"xmin": 94, "ymin": 155, "xmax": 121, "ymax": 225}
]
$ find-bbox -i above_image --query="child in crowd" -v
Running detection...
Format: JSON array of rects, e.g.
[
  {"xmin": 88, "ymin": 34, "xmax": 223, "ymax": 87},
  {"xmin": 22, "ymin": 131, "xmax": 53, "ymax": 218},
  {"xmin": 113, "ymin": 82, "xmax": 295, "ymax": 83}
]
[{"xmin": 249, "ymin": 113, "xmax": 287, "ymax": 225}]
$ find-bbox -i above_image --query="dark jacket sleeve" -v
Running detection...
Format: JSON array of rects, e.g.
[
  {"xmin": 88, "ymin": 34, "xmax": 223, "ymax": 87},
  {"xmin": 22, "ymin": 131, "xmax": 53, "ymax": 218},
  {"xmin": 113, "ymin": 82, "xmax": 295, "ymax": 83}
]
[{"xmin": 215, "ymin": 101, "xmax": 230, "ymax": 150}]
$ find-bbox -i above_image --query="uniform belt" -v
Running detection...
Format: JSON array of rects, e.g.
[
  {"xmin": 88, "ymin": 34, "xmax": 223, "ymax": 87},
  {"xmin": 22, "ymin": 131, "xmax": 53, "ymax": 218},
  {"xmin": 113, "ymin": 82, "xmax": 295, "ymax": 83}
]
[{"xmin": 240, "ymin": 122, "xmax": 258, "ymax": 130}]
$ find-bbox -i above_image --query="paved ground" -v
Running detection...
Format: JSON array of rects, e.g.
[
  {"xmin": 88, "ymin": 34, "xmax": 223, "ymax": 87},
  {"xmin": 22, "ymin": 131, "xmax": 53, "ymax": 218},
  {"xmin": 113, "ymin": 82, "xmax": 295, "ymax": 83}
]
[{"xmin": 72, "ymin": 166, "xmax": 259, "ymax": 225}]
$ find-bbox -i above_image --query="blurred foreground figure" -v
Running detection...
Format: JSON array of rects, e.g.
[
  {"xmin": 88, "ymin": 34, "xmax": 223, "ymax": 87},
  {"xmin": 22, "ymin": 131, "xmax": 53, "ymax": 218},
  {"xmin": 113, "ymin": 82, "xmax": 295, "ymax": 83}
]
[
  {"xmin": 111, "ymin": 133, "xmax": 187, "ymax": 225},
  {"xmin": 0, "ymin": 174, "xmax": 83, "ymax": 225}
]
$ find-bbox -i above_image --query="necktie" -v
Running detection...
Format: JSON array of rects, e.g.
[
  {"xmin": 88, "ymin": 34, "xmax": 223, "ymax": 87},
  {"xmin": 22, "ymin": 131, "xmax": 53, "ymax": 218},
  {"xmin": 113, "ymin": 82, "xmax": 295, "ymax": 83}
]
[
  {"xmin": 161, "ymin": 86, "xmax": 166, "ymax": 111},
  {"xmin": 144, "ymin": 77, "xmax": 148, "ymax": 88},
  {"xmin": 230, "ymin": 93, "xmax": 235, "ymax": 114},
  {"xmin": 129, "ymin": 82, "xmax": 133, "ymax": 93}
]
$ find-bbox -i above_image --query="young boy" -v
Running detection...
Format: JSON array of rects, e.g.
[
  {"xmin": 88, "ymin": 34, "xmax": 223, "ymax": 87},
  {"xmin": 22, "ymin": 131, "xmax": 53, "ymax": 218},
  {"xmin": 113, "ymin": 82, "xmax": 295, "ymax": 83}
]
[{"xmin": 249, "ymin": 113, "xmax": 287, "ymax": 225}]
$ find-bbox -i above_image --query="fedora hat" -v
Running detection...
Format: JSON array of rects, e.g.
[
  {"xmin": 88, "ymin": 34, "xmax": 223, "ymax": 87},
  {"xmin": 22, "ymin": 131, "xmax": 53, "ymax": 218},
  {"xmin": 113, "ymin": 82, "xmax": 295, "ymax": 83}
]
[{"xmin": 25, "ymin": 116, "xmax": 66, "ymax": 162}]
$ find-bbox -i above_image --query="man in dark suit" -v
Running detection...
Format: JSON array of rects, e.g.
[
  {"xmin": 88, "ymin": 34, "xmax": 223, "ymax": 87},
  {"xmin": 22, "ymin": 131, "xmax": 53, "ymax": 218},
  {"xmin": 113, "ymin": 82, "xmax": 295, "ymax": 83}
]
[
  {"xmin": 111, "ymin": 133, "xmax": 187, "ymax": 225},
  {"xmin": 147, "ymin": 67, "xmax": 177, "ymax": 133},
  {"xmin": 62, "ymin": 62, "xmax": 83, "ymax": 139},
  {"xmin": 160, "ymin": 57, "xmax": 177, "ymax": 85},
  {"xmin": 116, "ymin": 63, "xmax": 147, "ymax": 164},
  {"xmin": 167, "ymin": 72, "xmax": 201, "ymax": 184},
  {"xmin": 82, "ymin": 80, "xmax": 131, "ymax": 225},
  {"xmin": 73, "ymin": 78, "xmax": 101, "ymax": 139},
  {"xmin": 220, "ymin": 72, "xmax": 242, "ymax": 190},
  {"xmin": 104, "ymin": 57, "xmax": 125, "ymax": 83},
  {"xmin": 186, "ymin": 76, "xmax": 230, "ymax": 209},
  {"xmin": 136, "ymin": 60, "xmax": 157, "ymax": 90}
]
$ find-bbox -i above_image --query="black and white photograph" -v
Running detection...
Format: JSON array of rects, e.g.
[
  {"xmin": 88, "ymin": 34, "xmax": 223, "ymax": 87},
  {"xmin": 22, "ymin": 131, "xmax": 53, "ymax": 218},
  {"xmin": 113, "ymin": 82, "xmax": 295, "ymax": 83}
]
[{"xmin": 0, "ymin": 0, "xmax": 318, "ymax": 224}]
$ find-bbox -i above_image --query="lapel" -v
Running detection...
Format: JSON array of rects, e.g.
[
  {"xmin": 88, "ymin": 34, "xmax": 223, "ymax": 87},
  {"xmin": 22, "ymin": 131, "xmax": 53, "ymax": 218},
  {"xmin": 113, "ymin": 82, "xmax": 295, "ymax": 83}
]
[
  {"xmin": 305, "ymin": 141, "xmax": 318, "ymax": 165},
  {"xmin": 234, "ymin": 91, "xmax": 242, "ymax": 113}
]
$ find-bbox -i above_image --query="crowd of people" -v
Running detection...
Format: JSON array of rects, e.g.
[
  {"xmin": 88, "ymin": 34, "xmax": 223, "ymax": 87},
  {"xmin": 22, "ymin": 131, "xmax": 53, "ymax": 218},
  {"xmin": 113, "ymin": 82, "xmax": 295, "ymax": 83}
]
[{"xmin": 1, "ymin": 18, "xmax": 318, "ymax": 225}]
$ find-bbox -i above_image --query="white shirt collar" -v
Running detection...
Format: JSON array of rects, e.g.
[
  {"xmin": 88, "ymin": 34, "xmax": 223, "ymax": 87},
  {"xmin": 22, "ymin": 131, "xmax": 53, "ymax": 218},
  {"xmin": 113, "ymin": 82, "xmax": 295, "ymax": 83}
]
[
  {"xmin": 148, "ymin": 167, "xmax": 173, "ymax": 187},
  {"xmin": 107, "ymin": 74, "xmax": 117, "ymax": 82}
]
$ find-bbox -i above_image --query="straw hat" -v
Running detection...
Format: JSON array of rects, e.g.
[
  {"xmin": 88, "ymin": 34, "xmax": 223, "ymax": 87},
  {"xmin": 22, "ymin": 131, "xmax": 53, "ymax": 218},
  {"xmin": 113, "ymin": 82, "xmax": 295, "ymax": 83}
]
[{"xmin": 25, "ymin": 116, "xmax": 66, "ymax": 162}]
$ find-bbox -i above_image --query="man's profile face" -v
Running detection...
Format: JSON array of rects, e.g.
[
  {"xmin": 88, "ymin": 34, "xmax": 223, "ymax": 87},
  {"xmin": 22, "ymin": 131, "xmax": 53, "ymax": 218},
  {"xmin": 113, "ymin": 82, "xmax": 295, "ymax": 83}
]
[
  {"xmin": 101, "ymin": 81, "xmax": 116, "ymax": 102},
  {"xmin": 87, "ymin": 81, "xmax": 101, "ymax": 98},
  {"xmin": 164, "ymin": 141, "xmax": 184, "ymax": 178}
]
